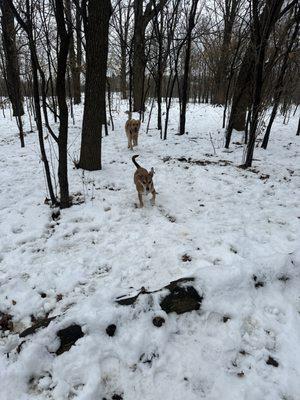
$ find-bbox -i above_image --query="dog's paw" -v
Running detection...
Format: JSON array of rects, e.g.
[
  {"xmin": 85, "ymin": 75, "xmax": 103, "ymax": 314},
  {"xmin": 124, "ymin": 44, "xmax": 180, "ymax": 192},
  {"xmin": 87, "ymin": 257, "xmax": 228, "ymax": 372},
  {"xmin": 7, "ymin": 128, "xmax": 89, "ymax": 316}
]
[{"xmin": 134, "ymin": 203, "xmax": 143, "ymax": 209}]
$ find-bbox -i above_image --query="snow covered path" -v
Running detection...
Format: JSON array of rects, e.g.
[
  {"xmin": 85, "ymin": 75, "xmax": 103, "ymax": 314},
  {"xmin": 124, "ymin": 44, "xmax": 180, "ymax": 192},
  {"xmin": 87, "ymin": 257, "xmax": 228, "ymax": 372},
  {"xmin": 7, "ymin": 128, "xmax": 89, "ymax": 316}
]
[{"xmin": 0, "ymin": 102, "xmax": 300, "ymax": 400}]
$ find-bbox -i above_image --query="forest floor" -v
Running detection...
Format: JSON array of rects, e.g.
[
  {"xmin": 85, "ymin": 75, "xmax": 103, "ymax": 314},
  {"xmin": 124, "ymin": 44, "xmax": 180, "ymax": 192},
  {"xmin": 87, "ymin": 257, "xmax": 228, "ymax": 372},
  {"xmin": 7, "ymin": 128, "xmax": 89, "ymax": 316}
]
[{"xmin": 0, "ymin": 100, "xmax": 300, "ymax": 400}]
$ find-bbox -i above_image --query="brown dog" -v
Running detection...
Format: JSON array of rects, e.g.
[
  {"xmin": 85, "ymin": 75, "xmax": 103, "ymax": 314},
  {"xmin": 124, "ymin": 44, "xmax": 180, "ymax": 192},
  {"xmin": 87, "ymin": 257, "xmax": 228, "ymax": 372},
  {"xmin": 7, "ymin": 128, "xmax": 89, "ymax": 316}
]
[
  {"xmin": 125, "ymin": 118, "xmax": 141, "ymax": 150},
  {"xmin": 132, "ymin": 155, "xmax": 156, "ymax": 208}
]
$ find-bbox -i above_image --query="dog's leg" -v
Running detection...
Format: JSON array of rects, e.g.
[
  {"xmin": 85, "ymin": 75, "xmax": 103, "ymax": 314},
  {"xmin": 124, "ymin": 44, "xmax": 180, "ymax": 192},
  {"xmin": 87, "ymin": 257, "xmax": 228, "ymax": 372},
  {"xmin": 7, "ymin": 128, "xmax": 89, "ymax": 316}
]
[
  {"xmin": 129, "ymin": 134, "xmax": 134, "ymax": 150},
  {"xmin": 138, "ymin": 193, "xmax": 144, "ymax": 208},
  {"xmin": 128, "ymin": 136, "xmax": 133, "ymax": 150},
  {"xmin": 150, "ymin": 190, "xmax": 156, "ymax": 206},
  {"xmin": 127, "ymin": 133, "xmax": 130, "ymax": 149}
]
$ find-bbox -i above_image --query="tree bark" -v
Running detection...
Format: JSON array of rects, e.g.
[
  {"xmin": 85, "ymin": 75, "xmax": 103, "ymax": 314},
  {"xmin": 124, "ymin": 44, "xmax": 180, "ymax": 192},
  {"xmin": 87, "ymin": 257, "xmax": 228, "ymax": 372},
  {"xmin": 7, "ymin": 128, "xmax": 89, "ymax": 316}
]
[
  {"xmin": 132, "ymin": 0, "xmax": 145, "ymax": 112},
  {"xmin": 78, "ymin": 0, "xmax": 112, "ymax": 171},
  {"xmin": 65, "ymin": 0, "xmax": 80, "ymax": 105},
  {"xmin": 120, "ymin": 40, "xmax": 127, "ymax": 99},
  {"xmin": 225, "ymin": 45, "xmax": 254, "ymax": 147},
  {"xmin": 55, "ymin": 0, "xmax": 71, "ymax": 208},
  {"xmin": 179, "ymin": 0, "xmax": 199, "ymax": 135},
  {"xmin": 1, "ymin": 0, "xmax": 25, "ymax": 147},
  {"xmin": 74, "ymin": 4, "xmax": 82, "ymax": 104}
]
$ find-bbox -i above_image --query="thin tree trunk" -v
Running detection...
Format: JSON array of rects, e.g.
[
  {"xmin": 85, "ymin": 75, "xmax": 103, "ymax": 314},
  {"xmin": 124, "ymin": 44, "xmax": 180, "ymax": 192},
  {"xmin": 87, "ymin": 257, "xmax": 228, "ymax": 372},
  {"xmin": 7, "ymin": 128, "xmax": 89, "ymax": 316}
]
[
  {"xmin": 16, "ymin": 115, "xmax": 25, "ymax": 148},
  {"xmin": 7, "ymin": 0, "xmax": 57, "ymax": 204},
  {"xmin": 120, "ymin": 41, "xmax": 127, "ymax": 99},
  {"xmin": 107, "ymin": 78, "xmax": 114, "ymax": 131},
  {"xmin": 55, "ymin": 0, "xmax": 71, "ymax": 208},
  {"xmin": 65, "ymin": 0, "xmax": 81, "ymax": 105},
  {"xmin": 75, "ymin": 5, "xmax": 82, "ymax": 104},
  {"xmin": 179, "ymin": 0, "xmax": 199, "ymax": 135}
]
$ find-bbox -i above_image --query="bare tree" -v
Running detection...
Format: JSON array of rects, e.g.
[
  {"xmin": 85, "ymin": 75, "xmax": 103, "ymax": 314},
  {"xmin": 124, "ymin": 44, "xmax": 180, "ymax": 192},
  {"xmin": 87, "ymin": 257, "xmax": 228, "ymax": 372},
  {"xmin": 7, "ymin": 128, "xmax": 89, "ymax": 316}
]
[
  {"xmin": 7, "ymin": 0, "xmax": 57, "ymax": 205},
  {"xmin": 132, "ymin": 0, "xmax": 166, "ymax": 112},
  {"xmin": 225, "ymin": 0, "xmax": 298, "ymax": 150},
  {"xmin": 243, "ymin": 0, "xmax": 297, "ymax": 167},
  {"xmin": 112, "ymin": 0, "xmax": 132, "ymax": 99},
  {"xmin": 262, "ymin": 7, "xmax": 299, "ymax": 149}
]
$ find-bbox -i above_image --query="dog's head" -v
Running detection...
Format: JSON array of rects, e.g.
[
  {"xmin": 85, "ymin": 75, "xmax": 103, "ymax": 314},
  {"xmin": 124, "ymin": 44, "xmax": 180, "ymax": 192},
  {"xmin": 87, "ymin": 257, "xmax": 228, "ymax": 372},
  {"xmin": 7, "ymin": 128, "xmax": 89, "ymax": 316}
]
[
  {"xmin": 130, "ymin": 119, "xmax": 141, "ymax": 134},
  {"xmin": 140, "ymin": 167, "xmax": 154, "ymax": 193}
]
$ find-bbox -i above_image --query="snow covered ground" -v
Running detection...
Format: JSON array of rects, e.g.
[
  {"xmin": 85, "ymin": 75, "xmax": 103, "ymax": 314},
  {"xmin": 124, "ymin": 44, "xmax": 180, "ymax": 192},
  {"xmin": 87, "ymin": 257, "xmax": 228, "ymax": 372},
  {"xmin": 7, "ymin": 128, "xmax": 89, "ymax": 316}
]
[{"xmin": 0, "ymin": 100, "xmax": 300, "ymax": 400}]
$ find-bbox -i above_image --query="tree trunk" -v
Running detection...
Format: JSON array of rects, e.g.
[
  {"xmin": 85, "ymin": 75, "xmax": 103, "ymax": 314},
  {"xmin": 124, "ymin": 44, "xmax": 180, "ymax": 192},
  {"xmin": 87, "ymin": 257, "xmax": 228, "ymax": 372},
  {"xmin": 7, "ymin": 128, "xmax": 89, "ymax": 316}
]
[
  {"xmin": 226, "ymin": 0, "xmax": 287, "ymax": 149},
  {"xmin": 1, "ymin": 0, "xmax": 25, "ymax": 147},
  {"xmin": 120, "ymin": 40, "xmax": 127, "ymax": 99},
  {"xmin": 262, "ymin": 16, "xmax": 299, "ymax": 149},
  {"xmin": 261, "ymin": 102, "xmax": 278, "ymax": 149},
  {"xmin": 118, "ymin": 1, "xmax": 130, "ymax": 100},
  {"xmin": 225, "ymin": 45, "xmax": 254, "ymax": 148},
  {"xmin": 74, "ymin": 5, "xmax": 82, "ymax": 104},
  {"xmin": 55, "ymin": 0, "xmax": 71, "ymax": 208},
  {"xmin": 78, "ymin": 0, "xmax": 111, "ymax": 171},
  {"xmin": 132, "ymin": 0, "xmax": 145, "ymax": 112},
  {"xmin": 157, "ymin": 64, "xmax": 163, "ymax": 131},
  {"xmin": 65, "ymin": 0, "xmax": 81, "ymax": 106},
  {"xmin": 179, "ymin": 39, "xmax": 192, "ymax": 135},
  {"xmin": 244, "ymin": 0, "xmax": 285, "ymax": 168},
  {"xmin": 213, "ymin": 0, "xmax": 238, "ymax": 105},
  {"xmin": 7, "ymin": 0, "xmax": 57, "ymax": 204},
  {"xmin": 179, "ymin": 0, "xmax": 198, "ymax": 135},
  {"xmin": 132, "ymin": 0, "xmax": 166, "ymax": 112},
  {"xmin": 152, "ymin": 0, "xmax": 165, "ymax": 132}
]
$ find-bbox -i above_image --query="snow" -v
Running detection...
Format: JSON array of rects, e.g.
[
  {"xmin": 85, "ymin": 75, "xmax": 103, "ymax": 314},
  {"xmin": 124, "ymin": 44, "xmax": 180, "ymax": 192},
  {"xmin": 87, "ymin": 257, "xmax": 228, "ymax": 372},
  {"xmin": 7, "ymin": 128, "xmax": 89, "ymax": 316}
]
[{"xmin": 0, "ymin": 100, "xmax": 300, "ymax": 400}]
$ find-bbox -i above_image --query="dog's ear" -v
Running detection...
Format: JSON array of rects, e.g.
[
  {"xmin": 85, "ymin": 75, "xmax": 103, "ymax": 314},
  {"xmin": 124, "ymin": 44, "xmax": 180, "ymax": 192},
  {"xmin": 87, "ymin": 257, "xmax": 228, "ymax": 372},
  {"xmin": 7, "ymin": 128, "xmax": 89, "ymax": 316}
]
[
  {"xmin": 137, "ymin": 120, "xmax": 141, "ymax": 129},
  {"xmin": 150, "ymin": 167, "xmax": 155, "ymax": 176}
]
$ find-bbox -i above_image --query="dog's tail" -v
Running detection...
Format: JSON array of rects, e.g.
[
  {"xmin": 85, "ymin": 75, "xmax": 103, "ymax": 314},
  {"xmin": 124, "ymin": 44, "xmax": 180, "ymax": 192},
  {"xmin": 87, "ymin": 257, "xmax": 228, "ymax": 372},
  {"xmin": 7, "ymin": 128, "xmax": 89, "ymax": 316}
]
[
  {"xmin": 125, "ymin": 110, "xmax": 132, "ymax": 120},
  {"xmin": 132, "ymin": 155, "xmax": 141, "ymax": 169}
]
